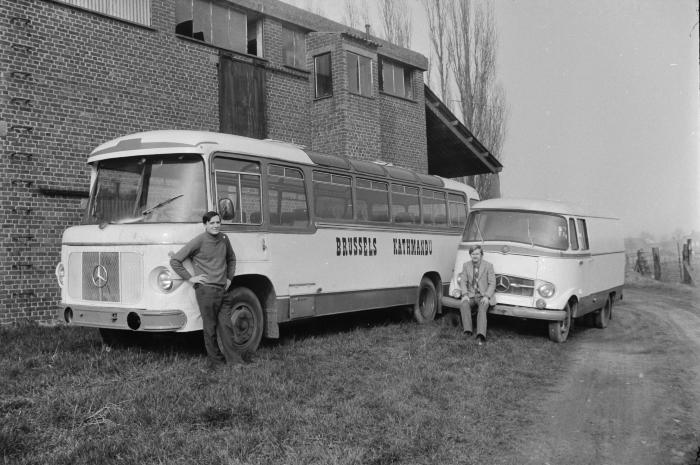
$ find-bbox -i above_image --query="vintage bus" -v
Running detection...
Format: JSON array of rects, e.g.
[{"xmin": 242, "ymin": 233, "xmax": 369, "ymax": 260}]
[
  {"xmin": 442, "ymin": 198, "xmax": 625, "ymax": 342},
  {"xmin": 55, "ymin": 130, "xmax": 479, "ymax": 352}
]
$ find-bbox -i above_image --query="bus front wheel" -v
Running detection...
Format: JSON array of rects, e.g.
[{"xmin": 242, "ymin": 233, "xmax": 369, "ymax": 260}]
[
  {"xmin": 414, "ymin": 277, "xmax": 437, "ymax": 323},
  {"xmin": 220, "ymin": 287, "xmax": 264, "ymax": 356}
]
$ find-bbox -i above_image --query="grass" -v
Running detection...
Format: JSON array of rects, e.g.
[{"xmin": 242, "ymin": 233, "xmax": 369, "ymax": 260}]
[{"xmin": 1, "ymin": 309, "xmax": 568, "ymax": 465}]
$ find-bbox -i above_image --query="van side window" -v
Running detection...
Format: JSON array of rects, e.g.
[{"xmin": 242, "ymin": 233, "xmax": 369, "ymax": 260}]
[
  {"xmin": 267, "ymin": 164, "xmax": 309, "ymax": 227},
  {"xmin": 576, "ymin": 219, "xmax": 589, "ymax": 250},
  {"xmin": 568, "ymin": 218, "xmax": 579, "ymax": 250}
]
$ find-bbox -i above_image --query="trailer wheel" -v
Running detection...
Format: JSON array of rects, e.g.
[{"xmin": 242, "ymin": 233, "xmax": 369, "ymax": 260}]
[
  {"xmin": 594, "ymin": 298, "xmax": 611, "ymax": 329},
  {"xmin": 414, "ymin": 277, "xmax": 437, "ymax": 323},
  {"xmin": 548, "ymin": 301, "xmax": 573, "ymax": 342}
]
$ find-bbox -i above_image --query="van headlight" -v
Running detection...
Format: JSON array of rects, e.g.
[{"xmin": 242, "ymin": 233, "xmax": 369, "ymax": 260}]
[
  {"xmin": 537, "ymin": 281, "xmax": 556, "ymax": 298},
  {"xmin": 55, "ymin": 263, "xmax": 65, "ymax": 288}
]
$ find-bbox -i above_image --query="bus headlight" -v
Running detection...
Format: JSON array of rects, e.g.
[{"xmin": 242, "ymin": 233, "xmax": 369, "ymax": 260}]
[
  {"xmin": 55, "ymin": 263, "xmax": 65, "ymax": 288},
  {"xmin": 537, "ymin": 281, "xmax": 556, "ymax": 298},
  {"xmin": 156, "ymin": 268, "xmax": 174, "ymax": 291}
]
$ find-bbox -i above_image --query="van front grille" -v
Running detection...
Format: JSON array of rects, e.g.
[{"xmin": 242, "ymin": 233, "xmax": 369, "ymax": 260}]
[{"xmin": 495, "ymin": 274, "xmax": 534, "ymax": 297}]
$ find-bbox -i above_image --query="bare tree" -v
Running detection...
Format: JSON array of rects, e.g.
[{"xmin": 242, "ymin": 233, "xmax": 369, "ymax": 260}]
[
  {"xmin": 447, "ymin": 0, "xmax": 507, "ymax": 199},
  {"xmin": 342, "ymin": 0, "xmax": 372, "ymax": 30},
  {"xmin": 421, "ymin": 0, "xmax": 451, "ymax": 104},
  {"xmin": 378, "ymin": 0, "xmax": 412, "ymax": 48}
]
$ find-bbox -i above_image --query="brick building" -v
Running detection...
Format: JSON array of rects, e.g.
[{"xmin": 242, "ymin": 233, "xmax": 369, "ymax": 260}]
[{"xmin": 0, "ymin": 0, "xmax": 501, "ymax": 325}]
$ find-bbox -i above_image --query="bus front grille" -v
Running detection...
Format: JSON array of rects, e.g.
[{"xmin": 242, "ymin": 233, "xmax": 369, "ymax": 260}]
[
  {"xmin": 495, "ymin": 275, "xmax": 534, "ymax": 297},
  {"xmin": 68, "ymin": 252, "xmax": 142, "ymax": 303}
]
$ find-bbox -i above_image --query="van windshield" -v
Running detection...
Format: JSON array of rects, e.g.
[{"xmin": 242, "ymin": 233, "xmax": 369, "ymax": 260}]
[
  {"xmin": 463, "ymin": 210, "xmax": 569, "ymax": 250},
  {"xmin": 83, "ymin": 154, "xmax": 206, "ymax": 224}
]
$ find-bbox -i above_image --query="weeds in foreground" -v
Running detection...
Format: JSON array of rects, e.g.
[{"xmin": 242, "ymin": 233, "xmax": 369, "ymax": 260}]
[{"xmin": 1, "ymin": 313, "xmax": 565, "ymax": 465}]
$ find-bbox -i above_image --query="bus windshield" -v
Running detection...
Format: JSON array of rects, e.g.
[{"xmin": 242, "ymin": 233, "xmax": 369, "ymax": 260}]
[
  {"xmin": 463, "ymin": 210, "xmax": 569, "ymax": 250},
  {"xmin": 84, "ymin": 154, "xmax": 207, "ymax": 224}
]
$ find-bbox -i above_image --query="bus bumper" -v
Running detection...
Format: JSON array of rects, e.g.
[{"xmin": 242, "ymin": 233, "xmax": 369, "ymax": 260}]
[
  {"xmin": 60, "ymin": 305, "xmax": 187, "ymax": 331},
  {"xmin": 441, "ymin": 297, "xmax": 567, "ymax": 322}
]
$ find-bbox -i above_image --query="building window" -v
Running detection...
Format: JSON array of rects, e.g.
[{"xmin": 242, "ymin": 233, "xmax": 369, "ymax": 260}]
[
  {"xmin": 282, "ymin": 27, "xmax": 306, "ymax": 69},
  {"xmin": 54, "ymin": 0, "xmax": 151, "ymax": 26},
  {"xmin": 314, "ymin": 53, "xmax": 332, "ymax": 98},
  {"xmin": 176, "ymin": 0, "xmax": 247, "ymax": 54},
  {"xmin": 380, "ymin": 59, "xmax": 413, "ymax": 99},
  {"xmin": 347, "ymin": 52, "xmax": 372, "ymax": 97}
]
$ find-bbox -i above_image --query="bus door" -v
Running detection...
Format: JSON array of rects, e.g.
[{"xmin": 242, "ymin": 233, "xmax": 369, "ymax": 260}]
[
  {"xmin": 213, "ymin": 156, "xmax": 269, "ymax": 267},
  {"xmin": 266, "ymin": 164, "xmax": 317, "ymax": 319}
]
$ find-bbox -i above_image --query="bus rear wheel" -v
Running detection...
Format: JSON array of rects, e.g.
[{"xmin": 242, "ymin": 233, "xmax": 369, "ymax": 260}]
[
  {"xmin": 414, "ymin": 277, "xmax": 437, "ymax": 323},
  {"xmin": 220, "ymin": 287, "xmax": 264, "ymax": 356}
]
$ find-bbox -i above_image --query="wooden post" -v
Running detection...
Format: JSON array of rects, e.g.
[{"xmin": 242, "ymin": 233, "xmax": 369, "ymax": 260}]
[
  {"xmin": 682, "ymin": 239, "xmax": 693, "ymax": 285},
  {"xmin": 652, "ymin": 247, "xmax": 661, "ymax": 280}
]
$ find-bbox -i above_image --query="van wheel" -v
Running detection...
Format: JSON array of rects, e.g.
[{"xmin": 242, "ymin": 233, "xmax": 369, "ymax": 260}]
[
  {"xmin": 594, "ymin": 298, "xmax": 611, "ymax": 329},
  {"xmin": 414, "ymin": 277, "xmax": 437, "ymax": 323},
  {"xmin": 221, "ymin": 287, "xmax": 264, "ymax": 355},
  {"xmin": 548, "ymin": 301, "xmax": 573, "ymax": 342}
]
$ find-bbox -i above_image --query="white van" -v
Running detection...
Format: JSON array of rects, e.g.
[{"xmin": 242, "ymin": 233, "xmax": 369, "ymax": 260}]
[{"xmin": 442, "ymin": 198, "xmax": 625, "ymax": 342}]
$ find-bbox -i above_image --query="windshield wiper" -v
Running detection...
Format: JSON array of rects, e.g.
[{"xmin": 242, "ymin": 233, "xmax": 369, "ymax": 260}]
[{"xmin": 141, "ymin": 194, "xmax": 183, "ymax": 216}]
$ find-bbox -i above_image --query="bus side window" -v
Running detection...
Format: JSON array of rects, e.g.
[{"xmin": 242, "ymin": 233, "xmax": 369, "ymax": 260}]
[
  {"xmin": 391, "ymin": 184, "xmax": 420, "ymax": 224},
  {"xmin": 214, "ymin": 157, "xmax": 262, "ymax": 225},
  {"xmin": 268, "ymin": 164, "xmax": 309, "ymax": 228},
  {"xmin": 356, "ymin": 178, "xmax": 390, "ymax": 223},
  {"xmin": 313, "ymin": 171, "xmax": 353, "ymax": 221},
  {"xmin": 448, "ymin": 193, "xmax": 468, "ymax": 227},
  {"xmin": 576, "ymin": 218, "xmax": 589, "ymax": 250},
  {"xmin": 569, "ymin": 218, "xmax": 579, "ymax": 250},
  {"xmin": 422, "ymin": 189, "xmax": 447, "ymax": 226}
]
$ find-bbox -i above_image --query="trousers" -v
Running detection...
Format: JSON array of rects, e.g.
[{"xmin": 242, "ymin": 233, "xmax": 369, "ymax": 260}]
[
  {"xmin": 194, "ymin": 284, "xmax": 226, "ymax": 362},
  {"xmin": 459, "ymin": 296, "xmax": 489, "ymax": 338}
]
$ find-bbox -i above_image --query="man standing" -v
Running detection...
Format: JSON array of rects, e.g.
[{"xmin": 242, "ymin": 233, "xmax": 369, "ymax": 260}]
[
  {"xmin": 170, "ymin": 211, "xmax": 237, "ymax": 365},
  {"xmin": 459, "ymin": 245, "xmax": 496, "ymax": 345}
]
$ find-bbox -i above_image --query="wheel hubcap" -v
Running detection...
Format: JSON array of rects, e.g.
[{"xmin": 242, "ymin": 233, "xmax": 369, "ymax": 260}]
[{"xmin": 230, "ymin": 305, "xmax": 254, "ymax": 345}]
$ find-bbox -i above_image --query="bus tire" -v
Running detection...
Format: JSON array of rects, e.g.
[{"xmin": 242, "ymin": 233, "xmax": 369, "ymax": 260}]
[
  {"xmin": 414, "ymin": 277, "xmax": 437, "ymax": 323},
  {"xmin": 594, "ymin": 298, "xmax": 611, "ymax": 329},
  {"xmin": 222, "ymin": 287, "xmax": 264, "ymax": 355},
  {"xmin": 548, "ymin": 301, "xmax": 573, "ymax": 342}
]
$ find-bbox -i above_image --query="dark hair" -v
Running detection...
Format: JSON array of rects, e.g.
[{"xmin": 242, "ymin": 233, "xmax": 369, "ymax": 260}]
[
  {"xmin": 202, "ymin": 211, "xmax": 220, "ymax": 224},
  {"xmin": 468, "ymin": 245, "xmax": 483, "ymax": 255}
]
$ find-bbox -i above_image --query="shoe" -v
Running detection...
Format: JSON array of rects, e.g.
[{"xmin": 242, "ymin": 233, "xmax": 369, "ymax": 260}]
[
  {"xmin": 463, "ymin": 330, "xmax": 473, "ymax": 337},
  {"xmin": 476, "ymin": 335, "xmax": 486, "ymax": 346}
]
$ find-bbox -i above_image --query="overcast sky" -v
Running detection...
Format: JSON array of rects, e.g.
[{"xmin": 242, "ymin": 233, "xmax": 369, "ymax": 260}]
[{"xmin": 286, "ymin": 0, "xmax": 699, "ymax": 238}]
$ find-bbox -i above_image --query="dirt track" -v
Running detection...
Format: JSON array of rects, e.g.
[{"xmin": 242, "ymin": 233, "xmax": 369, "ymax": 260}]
[{"xmin": 513, "ymin": 281, "xmax": 700, "ymax": 465}]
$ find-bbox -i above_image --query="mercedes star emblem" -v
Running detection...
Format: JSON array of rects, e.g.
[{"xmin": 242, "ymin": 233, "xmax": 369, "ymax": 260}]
[
  {"xmin": 496, "ymin": 275, "xmax": 510, "ymax": 292},
  {"xmin": 92, "ymin": 265, "xmax": 108, "ymax": 288}
]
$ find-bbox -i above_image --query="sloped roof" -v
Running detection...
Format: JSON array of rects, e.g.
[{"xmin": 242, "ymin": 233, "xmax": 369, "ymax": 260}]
[{"xmin": 424, "ymin": 86, "xmax": 503, "ymax": 177}]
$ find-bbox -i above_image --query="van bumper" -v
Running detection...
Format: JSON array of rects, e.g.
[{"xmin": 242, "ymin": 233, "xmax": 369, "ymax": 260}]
[{"xmin": 441, "ymin": 297, "xmax": 567, "ymax": 322}]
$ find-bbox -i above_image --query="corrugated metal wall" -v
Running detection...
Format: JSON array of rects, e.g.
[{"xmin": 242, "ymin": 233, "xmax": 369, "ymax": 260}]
[{"xmin": 56, "ymin": 0, "xmax": 151, "ymax": 26}]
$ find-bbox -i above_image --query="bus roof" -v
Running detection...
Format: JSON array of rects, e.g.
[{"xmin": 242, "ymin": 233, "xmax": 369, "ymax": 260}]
[
  {"xmin": 472, "ymin": 198, "xmax": 618, "ymax": 219},
  {"xmin": 89, "ymin": 130, "xmax": 312, "ymax": 165},
  {"xmin": 88, "ymin": 130, "xmax": 479, "ymax": 198}
]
